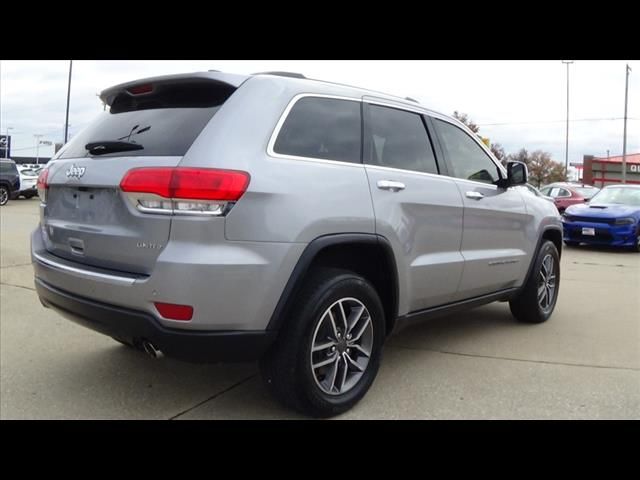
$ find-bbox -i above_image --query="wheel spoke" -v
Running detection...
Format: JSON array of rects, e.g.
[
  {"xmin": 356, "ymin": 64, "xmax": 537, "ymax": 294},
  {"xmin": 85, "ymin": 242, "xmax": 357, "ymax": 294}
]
[
  {"xmin": 313, "ymin": 354, "xmax": 337, "ymax": 370},
  {"xmin": 337, "ymin": 355, "xmax": 349, "ymax": 392},
  {"xmin": 538, "ymin": 285, "xmax": 547, "ymax": 303},
  {"xmin": 351, "ymin": 315, "xmax": 371, "ymax": 342},
  {"xmin": 328, "ymin": 356, "xmax": 340, "ymax": 392},
  {"xmin": 328, "ymin": 311, "xmax": 339, "ymax": 339},
  {"xmin": 337, "ymin": 301, "xmax": 349, "ymax": 332},
  {"xmin": 344, "ymin": 352, "xmax": 364, "ymax": 372},
  {"xmin": 347, "ymin": 305, "xmax": 366, "ymax": 335},
  {"xmin": 312, "ymin": 340, "xmax": 336, "ymax": 352},
  {"xmin": 349, "ymin": 343, "xmax": 371, "ymax": 358}
]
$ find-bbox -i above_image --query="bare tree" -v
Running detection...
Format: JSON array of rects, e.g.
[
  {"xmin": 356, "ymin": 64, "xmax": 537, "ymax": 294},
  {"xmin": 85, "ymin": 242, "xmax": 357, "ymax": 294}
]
[
  {"xmin": 490, "ymin": 143, "xmax": 506, "ymax": 165},
  {"xmin": 507, "ymin": 149, "xmax": 567, "ymax": 187},
  {"xmin": 452, "ymin": 111, "xmax": 480, "ymax": 133}
]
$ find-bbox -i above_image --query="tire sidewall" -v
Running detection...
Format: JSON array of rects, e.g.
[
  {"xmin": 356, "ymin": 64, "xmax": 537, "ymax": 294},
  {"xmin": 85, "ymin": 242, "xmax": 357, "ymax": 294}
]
[{"xmin": 296, "ymin": 274, "xmax": 385, "ymax": 414}]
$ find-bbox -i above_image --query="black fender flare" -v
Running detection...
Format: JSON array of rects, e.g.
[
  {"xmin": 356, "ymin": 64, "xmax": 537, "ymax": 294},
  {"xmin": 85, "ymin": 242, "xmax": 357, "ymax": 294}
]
[
  {"xmin": 266, "ymin": 233, "xmax": 399, "ymax": 331},
  {"xmin": 517, "ymin": 225, "xmax": 563, "ymax": 295}
]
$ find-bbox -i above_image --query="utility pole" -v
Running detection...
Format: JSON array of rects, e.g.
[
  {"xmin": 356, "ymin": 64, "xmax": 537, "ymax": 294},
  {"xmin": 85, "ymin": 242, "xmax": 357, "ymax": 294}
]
[
  {"xmin": 34, "ymin": 134, "xmax": 43, "ymax": 164},
  {"xmin": 562, "ymin": 60, "xmax": 574, "ymax": 178},
  {"xmin": 64, "ymin": 60, "xmax": 73, "ymax": 144},
  {"xmin": 622, "ymin": 64, "xmax": 631, "ymax": 184}
]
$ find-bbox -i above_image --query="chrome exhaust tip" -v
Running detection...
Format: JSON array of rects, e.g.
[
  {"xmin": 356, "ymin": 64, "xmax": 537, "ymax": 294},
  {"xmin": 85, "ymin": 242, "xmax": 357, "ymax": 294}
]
[{"xmin": 141, "ymin": 340, "xmax": 163, "ymax": 359}]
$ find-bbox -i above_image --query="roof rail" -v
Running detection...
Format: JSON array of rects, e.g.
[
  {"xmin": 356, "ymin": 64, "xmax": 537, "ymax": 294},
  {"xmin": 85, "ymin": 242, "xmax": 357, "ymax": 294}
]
[
  {"xmin": 405, "ymin": 96, "xmax": 419, "ymax": 103},
  {"xmin": 253, "ymin": 71, "xmax": 306, "ymax": 79}
]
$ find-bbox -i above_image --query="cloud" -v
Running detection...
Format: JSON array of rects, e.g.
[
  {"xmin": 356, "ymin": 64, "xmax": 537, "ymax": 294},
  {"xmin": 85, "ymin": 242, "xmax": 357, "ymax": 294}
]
[{"xmin": 1, "ymin": 60, "xmax": 638, "ymax": 162}]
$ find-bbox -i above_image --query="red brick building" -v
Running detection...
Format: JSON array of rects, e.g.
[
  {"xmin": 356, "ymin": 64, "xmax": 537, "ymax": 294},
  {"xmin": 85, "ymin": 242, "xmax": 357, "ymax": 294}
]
[{"xmin": 581, "ymin": 153, "xmax": 640, "ymax": 187}]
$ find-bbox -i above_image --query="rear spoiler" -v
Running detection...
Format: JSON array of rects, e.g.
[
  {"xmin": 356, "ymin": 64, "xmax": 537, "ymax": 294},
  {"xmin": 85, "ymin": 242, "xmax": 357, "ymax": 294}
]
[{"xmin": 99, "ymin": 71, "xmax": 250, "ymax": 107}]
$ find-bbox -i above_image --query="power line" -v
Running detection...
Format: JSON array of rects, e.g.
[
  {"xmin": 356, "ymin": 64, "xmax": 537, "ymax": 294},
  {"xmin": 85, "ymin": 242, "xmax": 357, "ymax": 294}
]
[{"xmin": 478, "ymin": 117, "xmax": 640, "ymax": 127}]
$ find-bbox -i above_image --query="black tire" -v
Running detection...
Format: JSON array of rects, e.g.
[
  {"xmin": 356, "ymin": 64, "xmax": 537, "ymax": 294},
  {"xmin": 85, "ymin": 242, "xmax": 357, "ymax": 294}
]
[
  {"xmin": 564, "ymin": 240, "xmax": 580, "ymax": 247},
  {"xmin": 259, "ymin": 268, "xmax": 385, "ymax": 418},
  {"xmin": 631, "ymin": 228, "xmax": 640, "ymax": 253},
  {"xmin": 509, "ymin": 240, "xmax": 560, "ymax": 324},
  {"xmin": 0, "ymin": 185, "xmax": 9, "ymax": 206}
]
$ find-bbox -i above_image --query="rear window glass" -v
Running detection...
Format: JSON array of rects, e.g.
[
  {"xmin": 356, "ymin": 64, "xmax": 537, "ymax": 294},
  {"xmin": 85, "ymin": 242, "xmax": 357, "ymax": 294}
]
[
  {"xmin": 574, "ymin": 186, "xmax": 599, "ymax": 199},
  {"xmin": 56, "ymin": 80, "xmax": 235, "ymax": 159},
  {"xmin": 273, "ymin": 97, "xmax": 361, "ymax": 163},
  {"xmin": 0, "ymin": 162, "xmax": 17, "ymax": 174}
]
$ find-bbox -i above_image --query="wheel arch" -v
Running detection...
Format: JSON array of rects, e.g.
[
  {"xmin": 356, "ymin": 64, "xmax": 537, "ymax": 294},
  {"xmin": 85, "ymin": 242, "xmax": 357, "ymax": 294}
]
[{"xmin": 266, "ymin": 233, "xmax": 399, "ymax": 336}]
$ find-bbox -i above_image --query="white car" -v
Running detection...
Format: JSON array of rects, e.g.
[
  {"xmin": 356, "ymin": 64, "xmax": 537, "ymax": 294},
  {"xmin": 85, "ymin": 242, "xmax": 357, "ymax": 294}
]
[{"xmin": 17, "ymin": 167, "xmax": 39, "ymax": 199}]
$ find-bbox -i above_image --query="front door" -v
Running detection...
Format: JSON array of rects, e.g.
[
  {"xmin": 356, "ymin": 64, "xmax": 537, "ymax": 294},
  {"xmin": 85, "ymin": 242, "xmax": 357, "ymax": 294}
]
[{"xmin": 430, "ymin": 117, "xmax": 530, "ymax": 300}]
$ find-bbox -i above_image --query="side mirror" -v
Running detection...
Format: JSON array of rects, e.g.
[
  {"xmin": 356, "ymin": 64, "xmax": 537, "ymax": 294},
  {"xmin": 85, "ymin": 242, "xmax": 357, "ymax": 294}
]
[{"xmin": 507, "ymin": 161, "xmax": 528, "ymax": 186}]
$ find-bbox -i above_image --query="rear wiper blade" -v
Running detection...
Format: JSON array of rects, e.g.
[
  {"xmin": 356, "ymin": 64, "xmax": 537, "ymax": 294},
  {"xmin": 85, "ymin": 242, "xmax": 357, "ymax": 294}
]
[{"xmin": 85, "ymin": 141, "xmax": 144, "ymax": 155}]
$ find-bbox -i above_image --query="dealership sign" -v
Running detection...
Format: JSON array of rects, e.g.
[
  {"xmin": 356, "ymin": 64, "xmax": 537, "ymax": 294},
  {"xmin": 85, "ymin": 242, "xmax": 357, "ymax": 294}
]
[{"xmin": 0, "ymin": 135, "xmax": 10, "ymax": 158}]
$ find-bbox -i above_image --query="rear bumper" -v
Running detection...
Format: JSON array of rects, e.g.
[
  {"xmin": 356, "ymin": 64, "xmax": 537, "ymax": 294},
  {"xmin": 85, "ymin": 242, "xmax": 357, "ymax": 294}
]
[
  {"xmin": 562, "ymin": 221, "xmax": 639, "ymax": 247},
  {"xmin": 35, "ymin": 278, "xmax": 276, "ymax": 363}
]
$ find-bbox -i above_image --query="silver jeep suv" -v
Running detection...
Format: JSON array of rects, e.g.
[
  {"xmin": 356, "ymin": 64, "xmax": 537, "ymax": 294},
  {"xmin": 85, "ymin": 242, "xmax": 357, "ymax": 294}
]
[{"xmin": 32, "ymin": 70, "xmax": 562, "ymax": 417}]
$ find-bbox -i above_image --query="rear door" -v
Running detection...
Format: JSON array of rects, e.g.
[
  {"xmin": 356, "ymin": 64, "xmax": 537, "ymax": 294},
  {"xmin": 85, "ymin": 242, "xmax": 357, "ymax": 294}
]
[
  {"xmin": 430, "ymin": 117, "xmax": 530, "ymax": 300},
  {"xmin": 41, "ymin": 77, "xmax": 237, "ymax": 274},
  {"xmin": 363, "ymin": 101, "xmax": 464, "ymax": 311}
]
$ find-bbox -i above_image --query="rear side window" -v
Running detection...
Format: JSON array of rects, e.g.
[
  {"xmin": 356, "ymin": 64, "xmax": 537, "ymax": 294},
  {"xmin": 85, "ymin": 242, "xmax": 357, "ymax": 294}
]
[
  {"xmin": 365, "ymin": 105, "xmax": 438, "ymax": 174},
  {"xmin": 56, "ymin": 79, "xmax": 236, "ymax": 159},
  {"xmin": 433, "ymin": 119, "xmax": 500, "ymax": 184},
  {"xmin": 273, "ymin": 97, "xmax": 361, "ymax": 163}
]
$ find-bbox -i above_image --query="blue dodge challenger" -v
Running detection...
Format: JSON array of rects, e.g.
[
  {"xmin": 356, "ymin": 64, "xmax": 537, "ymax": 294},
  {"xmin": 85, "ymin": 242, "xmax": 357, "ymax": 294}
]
[{"xmin": 562, "ymin": 185, "xmax": 640, "ymax": 252}]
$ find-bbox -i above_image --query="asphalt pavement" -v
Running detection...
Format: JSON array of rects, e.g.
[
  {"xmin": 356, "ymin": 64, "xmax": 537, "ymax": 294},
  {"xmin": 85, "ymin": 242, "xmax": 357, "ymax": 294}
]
[{"xmin": 1, "ymin": 198, "xmax": 638, "ymax": 419}]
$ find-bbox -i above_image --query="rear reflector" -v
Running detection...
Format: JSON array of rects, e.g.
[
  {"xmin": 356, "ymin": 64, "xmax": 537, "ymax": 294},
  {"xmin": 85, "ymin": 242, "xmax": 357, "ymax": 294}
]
[
  {"xmin": 154, "ymin": 302, "xmax": 193, "ymax": 321},
  {"xmin": 120, "ymin": 167, "xmax": 250, "ymax": 201}
]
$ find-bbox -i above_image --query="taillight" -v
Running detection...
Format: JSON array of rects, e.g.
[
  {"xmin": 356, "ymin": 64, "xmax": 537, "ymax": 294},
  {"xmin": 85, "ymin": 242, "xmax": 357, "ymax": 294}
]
[
  {"xmin": 37, "ymin": 168, "xmax": 49, "ymax": 203},
  {"xmin": 154, "ymin": 302, "xmax": 193, "ymax": 321},
  {"xmin": 120, "ymin": 167, "xmax": 250, "ymax": 216}
]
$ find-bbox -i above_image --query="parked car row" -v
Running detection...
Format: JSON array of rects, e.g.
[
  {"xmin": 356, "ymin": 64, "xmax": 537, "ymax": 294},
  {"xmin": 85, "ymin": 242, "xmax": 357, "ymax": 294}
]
[
  {"xmin": 532, "ymin": 181, "xmax": 639, "ymax": 251},
  {"xmin": 0, "ymin": 159, "xmax": 44, "ymax": 205},
  {"xmin": 561, "ymin": 184, "xmax": 640, "ymax": 252}
]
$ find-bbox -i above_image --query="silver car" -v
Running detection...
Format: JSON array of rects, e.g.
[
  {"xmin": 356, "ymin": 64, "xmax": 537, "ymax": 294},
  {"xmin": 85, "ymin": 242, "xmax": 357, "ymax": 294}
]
[{"xmin": 32, "ymin": 71, "xmax": 562, "ymax": 417}]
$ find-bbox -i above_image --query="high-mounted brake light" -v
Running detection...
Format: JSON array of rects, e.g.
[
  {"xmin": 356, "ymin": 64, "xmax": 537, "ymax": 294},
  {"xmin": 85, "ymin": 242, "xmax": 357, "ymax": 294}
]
[
  {"xmin": 127, "ymin": 84, "xmax": 153, "ymax": 95},
  {"xmin": 120, "ymin": 167, "xmax": 250, "ymax": 216},
  {"xmin": 37, "ymin": 168, "xmax": 49, "ymax": 203}
]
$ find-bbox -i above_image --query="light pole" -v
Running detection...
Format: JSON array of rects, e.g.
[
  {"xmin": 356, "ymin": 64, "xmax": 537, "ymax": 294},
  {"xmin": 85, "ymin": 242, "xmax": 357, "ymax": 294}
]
[
  {"xmin": 34, "ymin": 134, "xmax": 43, "ymax": 164},
  {"xmin": 562, "ymin": 60, "xmax": 574, "ymax": 178},
  {"xmin": 4, "ymin": 126, "xmax": 13, "ymax": 158},
  {"xmin": 64, "ymin": 60, "xmax": 73, "ymax": 144},
  {"xmin": 622, "ymin": 64, "xmax": 631, "ymax": 184}
]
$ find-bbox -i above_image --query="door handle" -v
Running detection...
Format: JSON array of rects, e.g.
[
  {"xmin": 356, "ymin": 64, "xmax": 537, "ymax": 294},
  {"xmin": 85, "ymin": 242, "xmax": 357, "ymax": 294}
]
[
  {"xmin": 377, "ymin": 180, "xmax": 406, "ymax": 192},
  {"xmin": 465, "ymin": 191, "xmax": 484, "ymax": 200}
]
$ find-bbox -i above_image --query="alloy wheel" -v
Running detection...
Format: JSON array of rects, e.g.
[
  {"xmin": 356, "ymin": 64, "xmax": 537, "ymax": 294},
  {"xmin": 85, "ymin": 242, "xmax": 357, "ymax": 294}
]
[{"xmin": 310, "ymin": 297, "xmax": 373, "ymax": 396}]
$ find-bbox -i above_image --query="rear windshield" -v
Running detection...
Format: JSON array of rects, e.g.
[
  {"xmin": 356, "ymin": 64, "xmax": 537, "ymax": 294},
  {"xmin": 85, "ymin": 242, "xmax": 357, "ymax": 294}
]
[
  {"xmin": 0, "ymin": 162, "xmax": 18, "ymax": 174},
  {"xmin": 56, "ymin": 79, "xmax": 236, "ymax": 159}
]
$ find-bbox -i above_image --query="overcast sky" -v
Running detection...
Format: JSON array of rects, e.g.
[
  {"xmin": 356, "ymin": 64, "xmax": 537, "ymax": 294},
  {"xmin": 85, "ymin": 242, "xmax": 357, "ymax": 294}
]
[{"xmin": 1, "ymin": 60, "xmax": 638, "ymax": 167}]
